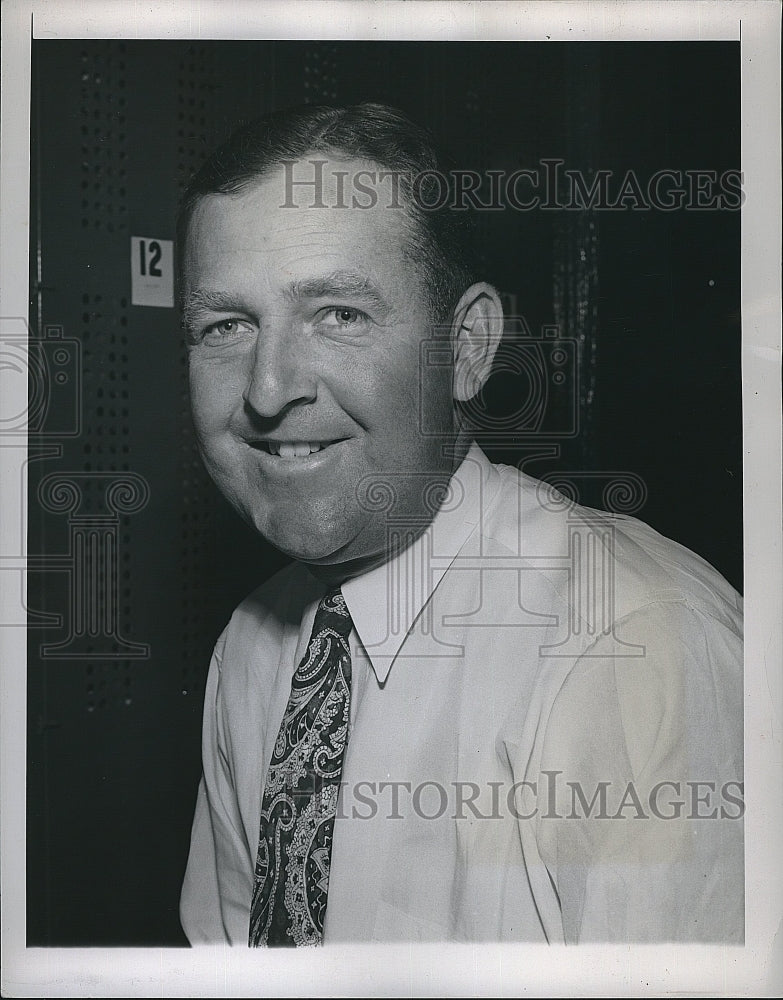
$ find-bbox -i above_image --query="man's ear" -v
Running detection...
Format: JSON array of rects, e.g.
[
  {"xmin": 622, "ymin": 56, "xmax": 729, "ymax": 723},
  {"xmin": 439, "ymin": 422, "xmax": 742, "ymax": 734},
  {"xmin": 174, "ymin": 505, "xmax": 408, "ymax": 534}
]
[{"xmin": 450, "ymin": 283, "xmax": 504, "ymax": 402}]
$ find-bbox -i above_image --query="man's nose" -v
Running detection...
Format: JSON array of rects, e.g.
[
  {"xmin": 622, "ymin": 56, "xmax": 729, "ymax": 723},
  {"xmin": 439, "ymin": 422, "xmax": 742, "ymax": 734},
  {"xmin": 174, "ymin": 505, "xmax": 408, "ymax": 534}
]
[{"xmin": 242, "ymin": 327, "xmax": 317, "ymax": 419}]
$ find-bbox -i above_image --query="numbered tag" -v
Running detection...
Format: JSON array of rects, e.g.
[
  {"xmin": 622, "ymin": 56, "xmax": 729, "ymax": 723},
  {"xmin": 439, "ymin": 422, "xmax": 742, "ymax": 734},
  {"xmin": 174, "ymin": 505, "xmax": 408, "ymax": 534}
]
[{"xmin": 130, "ymin": 236, "xmax": 174, "ymax": 307}]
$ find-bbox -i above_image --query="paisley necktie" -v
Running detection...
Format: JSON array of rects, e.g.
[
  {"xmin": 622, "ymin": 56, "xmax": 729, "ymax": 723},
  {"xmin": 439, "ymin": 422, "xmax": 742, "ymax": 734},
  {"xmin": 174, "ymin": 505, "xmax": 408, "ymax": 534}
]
[{"xmin": 249, "ymin": 588, "xmax": 353, "ymax": 947}]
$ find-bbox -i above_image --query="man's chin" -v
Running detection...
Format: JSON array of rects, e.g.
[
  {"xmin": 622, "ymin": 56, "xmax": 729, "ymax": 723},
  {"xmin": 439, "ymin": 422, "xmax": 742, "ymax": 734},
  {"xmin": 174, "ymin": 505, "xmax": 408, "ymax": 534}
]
[
  {"xmin": 255, "ymin": 520, "xmax": 359, "ymax": 566},
  {"xmin": 251, "ymin": 512, "xmax": 389, "ymax": 578}
]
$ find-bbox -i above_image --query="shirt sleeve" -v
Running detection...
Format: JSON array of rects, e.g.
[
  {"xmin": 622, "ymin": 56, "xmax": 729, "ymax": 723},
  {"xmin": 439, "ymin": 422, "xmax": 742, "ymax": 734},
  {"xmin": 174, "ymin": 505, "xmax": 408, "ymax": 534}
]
[
  {"xmin": 179, "ymin": 627, "xmax": 240, "ymax": 945},
  {"xmin": 179, "ymin": 774, "xmax": 224, "ymax": 943},
  {"xmin": 534, "ymin": 598, "xmax": 744, "ymax": 943}
]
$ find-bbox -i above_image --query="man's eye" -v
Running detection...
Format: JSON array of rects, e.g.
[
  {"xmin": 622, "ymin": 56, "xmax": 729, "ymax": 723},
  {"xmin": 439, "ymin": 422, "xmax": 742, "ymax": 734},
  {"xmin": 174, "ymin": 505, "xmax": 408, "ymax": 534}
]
[
  {"xmin": 319, "ymin": 306, "xmax": 367, "ymax": 328},
  {"xmin": 202, "ymin": 318, "xmax": 254, "ymax": 342},
  {"xmin": 210, "ymin": 319, "xmax": 243, "ymax": 336}
]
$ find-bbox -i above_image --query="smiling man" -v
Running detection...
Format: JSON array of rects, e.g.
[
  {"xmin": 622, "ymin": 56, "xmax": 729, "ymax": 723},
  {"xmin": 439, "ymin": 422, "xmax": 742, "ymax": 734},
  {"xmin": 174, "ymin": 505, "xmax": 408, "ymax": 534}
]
[
  {"xmin": 181, "ymin": 124, "xmax": 491, "ymax": 577},
  {"xmin": 178, "ymin": 103, "xmax": 743, "ymax": 946}
]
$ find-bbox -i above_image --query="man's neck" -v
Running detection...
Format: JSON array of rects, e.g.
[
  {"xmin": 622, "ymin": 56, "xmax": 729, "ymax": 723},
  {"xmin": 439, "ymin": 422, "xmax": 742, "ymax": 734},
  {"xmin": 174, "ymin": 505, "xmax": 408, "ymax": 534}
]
[
  {"xmin": 305, "ymin": 523, "xmax": 430, "ymax": 588},
  {"xmin": 306, "ymin": 433, "xmax": 476, "ymax": 589}
]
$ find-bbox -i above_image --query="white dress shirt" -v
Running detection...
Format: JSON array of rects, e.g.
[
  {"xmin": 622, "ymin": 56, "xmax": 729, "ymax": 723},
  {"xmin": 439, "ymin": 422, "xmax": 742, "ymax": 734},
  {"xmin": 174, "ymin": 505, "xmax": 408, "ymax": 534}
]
[{"xmin": 180, "ymin": 444, "xmax": 743, "ymax": 944}]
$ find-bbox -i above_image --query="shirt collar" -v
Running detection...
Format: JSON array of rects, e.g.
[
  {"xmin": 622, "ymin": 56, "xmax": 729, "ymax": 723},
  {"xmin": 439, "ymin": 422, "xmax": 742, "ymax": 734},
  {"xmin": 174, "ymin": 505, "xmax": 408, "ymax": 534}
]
[{"xmin": 339, "ymin": 443, "xmax": 499, "ymax": 683}]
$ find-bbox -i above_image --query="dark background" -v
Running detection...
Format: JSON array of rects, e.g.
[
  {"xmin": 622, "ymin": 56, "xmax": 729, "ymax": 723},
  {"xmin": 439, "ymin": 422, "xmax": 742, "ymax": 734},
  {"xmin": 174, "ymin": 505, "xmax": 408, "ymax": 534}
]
[{"xmin": 27, "ymin": 40, "xmax": 741, "ymax": 945}]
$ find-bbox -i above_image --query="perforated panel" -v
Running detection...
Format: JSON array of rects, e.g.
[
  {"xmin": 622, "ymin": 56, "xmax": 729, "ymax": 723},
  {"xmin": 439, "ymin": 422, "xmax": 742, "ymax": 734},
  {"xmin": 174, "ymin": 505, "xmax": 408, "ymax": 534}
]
[
  {"xmin": 303, "ymin": 43, "xmax": 339, "ymax": 102},
  {"xmin": 79, "ymin": 44, "xmax": 128, "ymax": 237},
  {"xmin": 77, "ymin": 43, "xmax": 135, "ymax": 710},
  {"xmin": 176, "ymin": 44, "xmax": 218, "ymax": 192},
  {"xmin": 175, "ymin": 45, "xmax": 222, "ymax": 702},
  {"xmin": 29, "ymin": 39, "xmax": 213, "ymax": 945}
]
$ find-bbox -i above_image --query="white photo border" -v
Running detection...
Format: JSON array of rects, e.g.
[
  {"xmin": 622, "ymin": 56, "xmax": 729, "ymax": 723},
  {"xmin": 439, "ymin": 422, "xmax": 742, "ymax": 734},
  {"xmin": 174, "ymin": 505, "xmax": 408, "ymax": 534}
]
[{"xmin": 1, "ymin": 1, "xmax": 780, "ymax": 996}]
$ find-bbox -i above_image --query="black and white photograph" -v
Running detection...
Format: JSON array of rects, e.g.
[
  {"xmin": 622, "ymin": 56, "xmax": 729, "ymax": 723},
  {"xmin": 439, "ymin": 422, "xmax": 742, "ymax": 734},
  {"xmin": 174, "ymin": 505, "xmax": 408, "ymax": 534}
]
[{"xmin": 1, "ymin": 1, "xmax": 780, "ymax": 996}]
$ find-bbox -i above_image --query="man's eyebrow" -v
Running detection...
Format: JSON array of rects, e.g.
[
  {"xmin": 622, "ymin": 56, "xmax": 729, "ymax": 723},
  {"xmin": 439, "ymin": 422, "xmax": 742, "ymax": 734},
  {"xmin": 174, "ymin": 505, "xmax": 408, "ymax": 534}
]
[
  {"xmin": 181, "ymin": 288, "xmax": 245, "ymax": 330},
  {"xmin": 286, "ymin": 271, "xmax": 390, "ymax": 312},
  {"xmin": 182, "ymin": 271, "xmax": 391, "ymax": 330}
]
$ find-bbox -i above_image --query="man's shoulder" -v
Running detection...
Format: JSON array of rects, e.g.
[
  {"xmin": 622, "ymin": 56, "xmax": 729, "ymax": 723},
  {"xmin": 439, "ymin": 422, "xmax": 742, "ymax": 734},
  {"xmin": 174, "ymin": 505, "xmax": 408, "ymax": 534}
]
[{"xmin": 482, "ymin": 458, "xmax": 742, "ymax": 633}]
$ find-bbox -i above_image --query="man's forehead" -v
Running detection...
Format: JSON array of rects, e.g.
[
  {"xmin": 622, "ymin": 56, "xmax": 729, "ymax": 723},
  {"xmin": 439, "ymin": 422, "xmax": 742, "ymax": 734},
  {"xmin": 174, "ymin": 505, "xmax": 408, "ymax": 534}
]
[
  {"xmin": 184, "ymin": 157, "xmax": 416, "ymax": 281},
  {"xmin": 260, "ymin": 154, "xmax": 388, "ymax": 203},
  {"xmin": 198, "ymin": 154, "xmax": 407, "ymax": 216}
]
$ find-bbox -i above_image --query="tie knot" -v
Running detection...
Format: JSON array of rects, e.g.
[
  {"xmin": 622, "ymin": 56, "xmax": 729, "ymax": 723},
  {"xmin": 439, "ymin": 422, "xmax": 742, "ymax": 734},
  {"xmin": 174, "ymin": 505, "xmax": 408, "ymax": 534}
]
[{"xmin": 313, "ymin": 588, "xmax": 353, "ymax": 639}]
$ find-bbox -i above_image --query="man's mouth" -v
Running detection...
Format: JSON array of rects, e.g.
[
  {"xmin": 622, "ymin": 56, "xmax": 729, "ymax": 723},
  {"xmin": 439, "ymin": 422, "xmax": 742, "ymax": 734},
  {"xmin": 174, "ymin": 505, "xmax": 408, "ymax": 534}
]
[{"xmin": 255, "ymin": 439, "xmax": 343, "ymax": 458}]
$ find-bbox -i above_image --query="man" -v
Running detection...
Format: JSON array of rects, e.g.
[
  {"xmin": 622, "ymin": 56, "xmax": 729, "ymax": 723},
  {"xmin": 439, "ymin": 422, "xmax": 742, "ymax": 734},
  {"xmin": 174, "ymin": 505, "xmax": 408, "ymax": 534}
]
[{"xmin": 178, "ymin": 103, "xmax": 743, "ymax": 946}]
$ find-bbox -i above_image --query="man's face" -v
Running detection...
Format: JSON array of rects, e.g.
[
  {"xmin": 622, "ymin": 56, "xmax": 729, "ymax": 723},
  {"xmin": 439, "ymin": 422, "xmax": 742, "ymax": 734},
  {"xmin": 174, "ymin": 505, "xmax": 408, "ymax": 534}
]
[{"xmin": 183, "ymin": 157, "xmax": 458, "ymax": 570}]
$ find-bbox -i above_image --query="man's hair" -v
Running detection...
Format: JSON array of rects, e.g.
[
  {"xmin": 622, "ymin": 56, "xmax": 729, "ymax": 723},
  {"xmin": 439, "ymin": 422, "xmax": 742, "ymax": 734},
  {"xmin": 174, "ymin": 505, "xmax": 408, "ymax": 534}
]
[{"xmin": 176, "ymin": 102, "xmax": 479, "ymax": 323}]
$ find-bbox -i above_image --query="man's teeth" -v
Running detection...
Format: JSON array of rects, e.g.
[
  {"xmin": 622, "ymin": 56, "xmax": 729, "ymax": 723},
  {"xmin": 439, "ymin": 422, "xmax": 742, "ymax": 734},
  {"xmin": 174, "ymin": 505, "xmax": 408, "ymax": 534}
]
[{"xmin": 268, "ymin": 441, "xmax": 324, "ymax": 457}]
